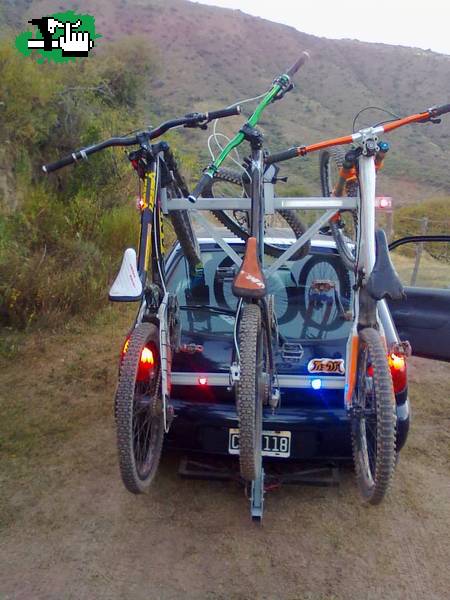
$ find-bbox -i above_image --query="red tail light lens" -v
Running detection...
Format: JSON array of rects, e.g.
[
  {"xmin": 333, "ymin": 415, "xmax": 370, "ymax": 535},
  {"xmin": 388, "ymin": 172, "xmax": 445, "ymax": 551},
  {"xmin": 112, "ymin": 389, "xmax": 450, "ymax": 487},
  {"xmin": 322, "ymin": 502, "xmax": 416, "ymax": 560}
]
[
  {"xmin": 137, "ymin": 346, "xmax": 155, "ymax": 382},
  {"xmin": 366, "ymin": 353, "xmax": 407, "ymax": 394},
  {"xmin": 121, "ymin": 336, "xmax": 156, "ymax": 382},
  {"xmin": 140, "ymin": 347, "xmax": 154, "ymax": 365},
  {"xmin": 388, "ymin": 353, "xmax": 407, "ymax": 393}
]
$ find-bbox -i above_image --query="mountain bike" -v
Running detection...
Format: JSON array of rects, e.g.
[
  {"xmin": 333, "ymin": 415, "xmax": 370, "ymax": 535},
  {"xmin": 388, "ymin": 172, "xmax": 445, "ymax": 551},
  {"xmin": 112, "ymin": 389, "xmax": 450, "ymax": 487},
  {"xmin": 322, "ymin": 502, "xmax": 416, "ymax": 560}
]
[
  {"xmin": 186, "ymin": 52, "xmax": 310, "ymax": 517},
  {"xmin": 42, "ymin": 106, "xmax": 240, "ymax": 493},
  {"xmin": 264, "ymin": 102, "xmax": 450, "ymax": 502}
]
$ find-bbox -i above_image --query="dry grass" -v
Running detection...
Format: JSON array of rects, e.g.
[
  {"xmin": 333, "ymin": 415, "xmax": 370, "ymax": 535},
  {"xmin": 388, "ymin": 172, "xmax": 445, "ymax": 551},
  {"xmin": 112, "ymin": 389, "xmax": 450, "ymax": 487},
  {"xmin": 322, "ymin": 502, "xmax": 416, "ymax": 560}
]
[
  {"xmin": 1, "ymin": 306, "xmax": 449, "ymax": 599},
  {"xmin": 392, "ymin": 249, "xmax": 450, "ymax": 288}
]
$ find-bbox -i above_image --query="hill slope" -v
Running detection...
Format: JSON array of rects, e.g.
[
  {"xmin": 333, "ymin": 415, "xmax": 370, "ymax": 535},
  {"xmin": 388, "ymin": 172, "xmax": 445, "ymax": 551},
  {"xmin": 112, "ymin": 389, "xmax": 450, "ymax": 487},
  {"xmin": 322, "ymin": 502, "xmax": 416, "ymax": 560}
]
[{"xmin": 5, "ymin": 0, "xmax": 450, "ymax": 201}]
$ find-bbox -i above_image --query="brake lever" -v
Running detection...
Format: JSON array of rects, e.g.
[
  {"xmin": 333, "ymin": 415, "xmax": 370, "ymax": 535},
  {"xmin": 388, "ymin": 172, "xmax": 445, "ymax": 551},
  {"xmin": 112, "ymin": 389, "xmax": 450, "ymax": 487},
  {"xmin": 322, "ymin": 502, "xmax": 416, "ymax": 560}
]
[
  {"xmin": 271, "ymin": 82, "xmax": 294, "ymax": 103},
  {"xmin": 183, "ymin": 112, "xmax": 208, "ymax": 130},
  {"xmin": 184, "ymin": 121, "xmax": 208, "ymax": 130}
]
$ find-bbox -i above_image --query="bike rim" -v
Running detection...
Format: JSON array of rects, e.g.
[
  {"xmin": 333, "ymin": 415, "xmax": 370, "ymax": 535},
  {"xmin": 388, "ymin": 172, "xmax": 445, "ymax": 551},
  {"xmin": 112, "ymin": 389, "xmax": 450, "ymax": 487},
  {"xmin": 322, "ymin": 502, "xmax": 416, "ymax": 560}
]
[{"xmin": 356, "ymin": 345, "xmax": 378, "ymax": 487}]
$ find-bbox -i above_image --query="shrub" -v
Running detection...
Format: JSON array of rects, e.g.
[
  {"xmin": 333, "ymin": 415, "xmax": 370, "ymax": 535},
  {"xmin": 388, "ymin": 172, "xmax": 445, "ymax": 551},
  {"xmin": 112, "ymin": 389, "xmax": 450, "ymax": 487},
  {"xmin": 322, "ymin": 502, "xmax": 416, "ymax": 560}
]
[{"xmin": 0, "ymin": 37, "xmax": 185, "ymax": 329}]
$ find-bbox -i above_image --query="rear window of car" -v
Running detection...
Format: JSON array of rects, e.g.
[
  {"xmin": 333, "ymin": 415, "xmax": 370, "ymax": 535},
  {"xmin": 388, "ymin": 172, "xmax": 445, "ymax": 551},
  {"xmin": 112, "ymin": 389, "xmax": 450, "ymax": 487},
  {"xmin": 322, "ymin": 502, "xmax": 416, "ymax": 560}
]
[{"xmin": 167, "ymin": 243, "xmax": 354, "ymax": 342}]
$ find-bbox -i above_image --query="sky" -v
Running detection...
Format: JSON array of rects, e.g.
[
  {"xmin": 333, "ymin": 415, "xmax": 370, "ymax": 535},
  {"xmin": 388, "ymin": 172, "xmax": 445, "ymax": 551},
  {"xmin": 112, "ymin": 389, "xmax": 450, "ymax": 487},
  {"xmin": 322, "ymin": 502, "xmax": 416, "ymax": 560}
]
[{"xmin": 195, "ymin": 0, "xmax": 450, "ymax": 56}]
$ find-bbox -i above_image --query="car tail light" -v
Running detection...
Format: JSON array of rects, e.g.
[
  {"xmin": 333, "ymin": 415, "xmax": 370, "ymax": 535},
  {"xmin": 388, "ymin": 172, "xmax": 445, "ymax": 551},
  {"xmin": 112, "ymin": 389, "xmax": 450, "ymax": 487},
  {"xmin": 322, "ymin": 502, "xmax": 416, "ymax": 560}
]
[
  {"xmin": 388, "ymin": 353, "xmax": 407, "ymax": 394},
  {"xmin": 136, "ymin": 346, "xmax": 156, "ymax": 382},
  {"xmin": 140, "ymin": 347, "xmax": 154, "ymax": 365},
  {"xmin": 365, "ymin": 353, "xmax": 407, "ymax": 394},
  {"xmin": 121, "ymin": 336, "xmax": 156, "ymax": 382},
  {"xmin": 198, "ymin": 376, "xmax": 208, "ymax": 386}
]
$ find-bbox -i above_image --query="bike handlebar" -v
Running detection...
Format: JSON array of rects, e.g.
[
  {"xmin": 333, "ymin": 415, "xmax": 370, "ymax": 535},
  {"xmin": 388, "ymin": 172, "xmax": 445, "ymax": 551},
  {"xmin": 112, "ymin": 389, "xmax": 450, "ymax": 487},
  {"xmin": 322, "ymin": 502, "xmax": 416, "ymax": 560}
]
[
  {"xmin": 43, "ymin": 136, "xmax": 138, "ymax": 173},
  {"xmin": 265, "ymin": 147, "xmax": 299, "ymax": 165},
  {"xmin": 42, "ymin": 106, "xmax": 241, "ymax": 173},
  {"xmin": 265, "ymin": 103, "xmax": 450, "ymax": 164},
  {"xmin": 207, "ymin": 106, "xmax": 241, "ymax": 120},
  {"xmin": 430, "ymin": 103, "xmax": 450, "ymax": 118},
  {"xmin": 284, "ymin": 51, "xmax": 310, "ymax": 78},
  {"xmin": 187, "ymin": 51, "xmax": 310, "ymax": 202}
]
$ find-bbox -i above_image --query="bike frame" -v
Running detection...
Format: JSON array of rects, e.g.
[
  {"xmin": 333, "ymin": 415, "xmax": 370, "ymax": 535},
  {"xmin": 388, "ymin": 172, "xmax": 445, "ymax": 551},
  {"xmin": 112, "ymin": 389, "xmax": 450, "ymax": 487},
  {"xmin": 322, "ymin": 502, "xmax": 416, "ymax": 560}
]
[
  {"xmin": 345, "ymin": 151, "xmax": 388, "ymax": 406},
  {"xmin": 134, "ymin": 150, "xmax": 174, "ymax": 432}
]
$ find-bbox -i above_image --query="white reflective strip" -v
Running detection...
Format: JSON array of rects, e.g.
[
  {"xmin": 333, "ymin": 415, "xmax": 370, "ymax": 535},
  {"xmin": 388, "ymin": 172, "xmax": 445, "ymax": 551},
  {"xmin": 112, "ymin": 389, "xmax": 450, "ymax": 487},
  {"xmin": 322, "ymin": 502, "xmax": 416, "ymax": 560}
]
[{"xmin": 171, "ymin": 372, "xmax": 344, "ymax": 389}]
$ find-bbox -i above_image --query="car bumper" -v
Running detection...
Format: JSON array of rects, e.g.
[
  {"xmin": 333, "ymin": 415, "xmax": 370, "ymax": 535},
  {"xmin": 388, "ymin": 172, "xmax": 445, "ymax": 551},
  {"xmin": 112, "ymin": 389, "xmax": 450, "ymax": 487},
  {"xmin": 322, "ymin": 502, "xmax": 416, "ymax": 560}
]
[{"xmin": 166, "ymin": 392, "xmax": 411, "ymax": 462}]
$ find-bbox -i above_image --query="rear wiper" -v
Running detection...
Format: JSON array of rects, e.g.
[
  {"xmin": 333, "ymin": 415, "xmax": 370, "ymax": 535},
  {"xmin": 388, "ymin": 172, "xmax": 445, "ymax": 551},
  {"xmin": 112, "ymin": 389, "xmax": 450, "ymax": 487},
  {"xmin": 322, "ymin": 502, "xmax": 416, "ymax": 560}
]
[{"xmin": 179, "ymin": 305, "xmax": 236, "ymax": 316}]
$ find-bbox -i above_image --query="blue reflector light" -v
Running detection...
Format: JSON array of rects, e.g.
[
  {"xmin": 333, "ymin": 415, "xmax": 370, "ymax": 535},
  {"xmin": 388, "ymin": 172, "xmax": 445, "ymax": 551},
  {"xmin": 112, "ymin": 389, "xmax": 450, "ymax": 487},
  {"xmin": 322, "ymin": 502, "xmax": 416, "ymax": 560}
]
[{"xmin": 311, "ymin": 378, "xmax": 322, "ymax": 390}]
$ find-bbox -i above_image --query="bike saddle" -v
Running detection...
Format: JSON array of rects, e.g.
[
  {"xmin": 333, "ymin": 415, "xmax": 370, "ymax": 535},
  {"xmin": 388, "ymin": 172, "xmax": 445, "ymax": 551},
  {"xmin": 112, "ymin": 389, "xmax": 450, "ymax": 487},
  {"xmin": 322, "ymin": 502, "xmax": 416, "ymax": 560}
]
[
  {"xmin": 366, "ymin": 229, "xmax": 405, "ymax": 301},
  {"xmin": 232, "ymin": 237, "xmax": 266, "ymax": 299}
]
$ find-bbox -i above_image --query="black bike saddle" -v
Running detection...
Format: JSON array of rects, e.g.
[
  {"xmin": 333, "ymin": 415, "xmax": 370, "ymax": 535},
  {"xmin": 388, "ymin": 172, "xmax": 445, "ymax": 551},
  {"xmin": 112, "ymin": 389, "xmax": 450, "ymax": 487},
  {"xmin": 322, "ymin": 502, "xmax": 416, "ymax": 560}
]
[{"xmin": 366, "ymin": 229, "xmax": 405, "ymax": 301}]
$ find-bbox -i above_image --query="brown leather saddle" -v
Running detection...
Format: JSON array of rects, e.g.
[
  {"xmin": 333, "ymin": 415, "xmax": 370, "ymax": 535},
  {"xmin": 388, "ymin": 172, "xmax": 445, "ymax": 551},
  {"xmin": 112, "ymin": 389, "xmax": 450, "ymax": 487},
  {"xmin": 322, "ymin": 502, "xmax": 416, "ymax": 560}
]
[{"xmin": 232, "ymin": 237, "xmax": 267, "ymax": 299}]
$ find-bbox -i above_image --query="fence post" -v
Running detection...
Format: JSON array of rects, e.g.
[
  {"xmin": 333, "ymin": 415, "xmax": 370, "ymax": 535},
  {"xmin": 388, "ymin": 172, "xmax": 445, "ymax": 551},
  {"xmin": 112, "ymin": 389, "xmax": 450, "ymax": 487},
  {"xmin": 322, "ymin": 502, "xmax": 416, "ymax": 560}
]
[
  {"xmin": 410, "ymin": 217, "xmax": 429, "ymax": 285},
  {"xmin": 386, "ymin": 211, "xmax": 394, "ymax": 242}
]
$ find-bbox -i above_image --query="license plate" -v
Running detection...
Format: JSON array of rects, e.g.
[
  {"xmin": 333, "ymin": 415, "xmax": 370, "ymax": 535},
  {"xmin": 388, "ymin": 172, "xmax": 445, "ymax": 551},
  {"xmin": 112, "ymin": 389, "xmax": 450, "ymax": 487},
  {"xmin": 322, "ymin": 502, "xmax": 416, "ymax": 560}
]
[{"xmin": 228, "ymin": 429, "xmax": 291, "ymax": 458}]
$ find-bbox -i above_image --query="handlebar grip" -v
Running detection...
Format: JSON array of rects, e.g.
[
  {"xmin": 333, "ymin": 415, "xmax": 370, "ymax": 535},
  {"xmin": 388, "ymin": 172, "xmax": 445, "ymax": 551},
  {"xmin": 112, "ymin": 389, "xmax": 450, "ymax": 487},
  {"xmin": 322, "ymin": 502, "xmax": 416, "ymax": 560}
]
[
  {"xmin": 187, "ymin": 172, "xmax": 213, "ymax": 203},
  {"xmin": 430, "ymin": 103, "xmax": 450, "ymax": 117},
  {"xmin": 207, "ymin": 105, "xmax": 241, "ymax": 121},
  {"xmin": 265, "ymin": 147, "xmax": 299, "ymax": 165},
  {"xmin": 42, "ymin": 153, "xmax": 78, "ymax": 173},
  {"xmin": 285, "ymin": 51, "xmax": 310, "ymax": 79}
]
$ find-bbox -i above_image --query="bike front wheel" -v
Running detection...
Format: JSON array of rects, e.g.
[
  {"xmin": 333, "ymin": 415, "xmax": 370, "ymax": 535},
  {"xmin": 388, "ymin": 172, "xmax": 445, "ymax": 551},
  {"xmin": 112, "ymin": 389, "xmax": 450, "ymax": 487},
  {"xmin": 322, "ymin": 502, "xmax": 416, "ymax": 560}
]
[
  {"xmin": 351, "ymin": 327, "xmax": 397, "ymax": 504},
  {"xmin": 115, "ymin": 322, "xmax": 165, "ymax": 493},
  {"xmin": 236, "ymin": 303, "xmax": 268, "ymax": 481}
]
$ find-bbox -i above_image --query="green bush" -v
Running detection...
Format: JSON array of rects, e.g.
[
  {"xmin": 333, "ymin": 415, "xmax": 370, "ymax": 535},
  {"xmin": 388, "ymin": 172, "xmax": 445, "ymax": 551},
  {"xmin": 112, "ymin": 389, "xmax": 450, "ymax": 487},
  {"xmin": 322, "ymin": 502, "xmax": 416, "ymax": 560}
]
[
  {"xmin": 0, "ymin": 36, "xmax": 185, "ymax": 330},
  {"xmin": 395, "ymin": 197, "xmax": 450, "ymax": 238},
  {"xmin": 0, "ymin": 189, "xmax": 140, "ymax": 328}
]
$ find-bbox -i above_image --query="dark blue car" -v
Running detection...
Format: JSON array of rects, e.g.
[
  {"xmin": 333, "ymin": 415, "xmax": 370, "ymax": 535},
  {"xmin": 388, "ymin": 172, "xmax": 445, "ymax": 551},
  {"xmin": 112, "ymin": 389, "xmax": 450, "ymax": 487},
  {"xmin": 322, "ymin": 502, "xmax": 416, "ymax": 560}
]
[{"xmin": 163, "ymin": 234, "xmax": 440, "ymax": 464}]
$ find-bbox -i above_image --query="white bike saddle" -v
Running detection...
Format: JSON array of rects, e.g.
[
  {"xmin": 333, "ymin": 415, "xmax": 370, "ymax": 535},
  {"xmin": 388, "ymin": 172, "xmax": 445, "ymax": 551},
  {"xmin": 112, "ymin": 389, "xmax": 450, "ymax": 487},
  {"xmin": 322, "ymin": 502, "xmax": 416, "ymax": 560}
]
[{"xmin": 109, "ymin": 248, "xmax": 143, "ymax": 302}]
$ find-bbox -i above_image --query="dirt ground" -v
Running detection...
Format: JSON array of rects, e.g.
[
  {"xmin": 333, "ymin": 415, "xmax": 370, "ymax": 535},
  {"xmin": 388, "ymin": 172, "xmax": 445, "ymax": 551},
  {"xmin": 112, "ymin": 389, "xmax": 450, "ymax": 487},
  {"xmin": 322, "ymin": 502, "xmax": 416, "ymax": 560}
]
[{"xmin": 1, "ymin": 309, "xmax": 449, "ymax": 600}]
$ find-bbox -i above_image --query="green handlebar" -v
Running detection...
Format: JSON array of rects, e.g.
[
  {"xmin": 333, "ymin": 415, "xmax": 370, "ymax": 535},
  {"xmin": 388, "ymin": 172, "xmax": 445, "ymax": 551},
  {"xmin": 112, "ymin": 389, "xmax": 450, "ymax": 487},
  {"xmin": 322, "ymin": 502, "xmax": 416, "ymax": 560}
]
[
  {"xmin": 204, "ymin": 77, "xmax": 287, "ymax": 177},
  {"xmin": 188, "ymin": 56, "xmax": 309, "ymax": 202}
]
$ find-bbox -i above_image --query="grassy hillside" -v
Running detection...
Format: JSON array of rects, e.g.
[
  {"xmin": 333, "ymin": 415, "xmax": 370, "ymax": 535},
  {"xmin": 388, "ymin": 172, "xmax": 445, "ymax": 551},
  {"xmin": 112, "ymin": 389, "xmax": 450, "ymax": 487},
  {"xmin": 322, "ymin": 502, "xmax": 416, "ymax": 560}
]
[{"xmin": 6, "ymin": 0, "xmax": 450, "ymax": 202}]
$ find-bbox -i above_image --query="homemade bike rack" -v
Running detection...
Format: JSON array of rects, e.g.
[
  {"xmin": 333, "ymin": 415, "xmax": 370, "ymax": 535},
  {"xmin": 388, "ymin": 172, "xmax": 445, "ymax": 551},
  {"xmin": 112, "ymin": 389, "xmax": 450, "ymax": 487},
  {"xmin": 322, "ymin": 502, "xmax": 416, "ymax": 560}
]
[
  {"xmin": 179, "ymin": 456, "xmax": 340, "ymax": 520},
  {"xmin": 163, "ymin": 184, "xmax": 399, "ymax": 520}
]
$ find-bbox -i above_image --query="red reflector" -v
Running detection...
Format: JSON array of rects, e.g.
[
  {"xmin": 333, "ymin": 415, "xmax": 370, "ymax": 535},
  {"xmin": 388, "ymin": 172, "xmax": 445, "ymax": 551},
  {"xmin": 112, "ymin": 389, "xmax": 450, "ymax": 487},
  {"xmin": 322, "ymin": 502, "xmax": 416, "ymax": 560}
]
[
  {"xmin": 122, "ymin": 337, "xmax": 130, "ymax": 355},
  {"xmin": 198, "ymin": 376, "xmax": 208, "ymax": 386}
]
